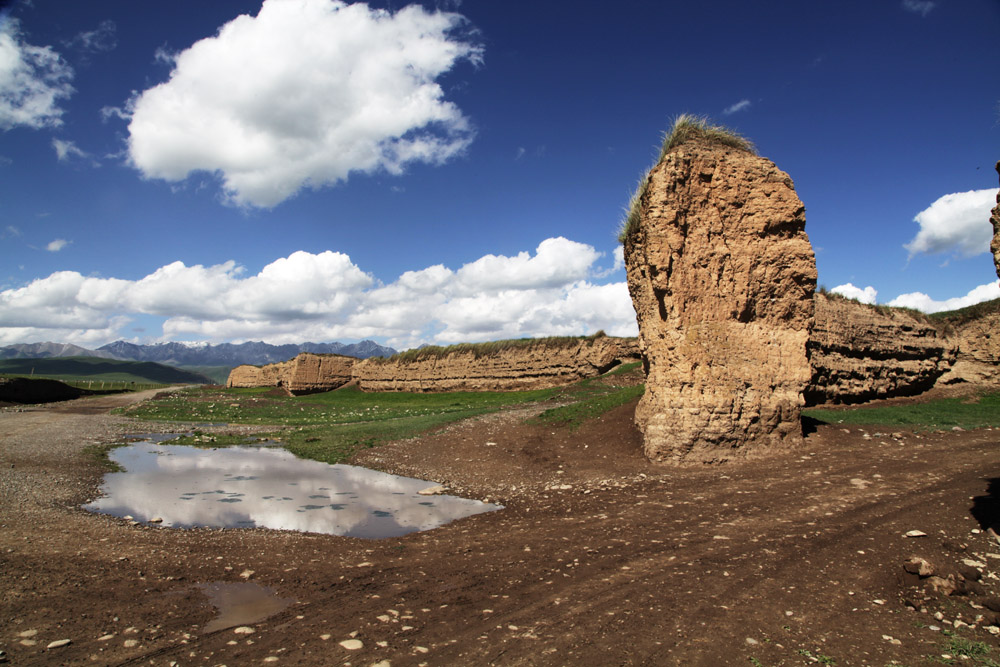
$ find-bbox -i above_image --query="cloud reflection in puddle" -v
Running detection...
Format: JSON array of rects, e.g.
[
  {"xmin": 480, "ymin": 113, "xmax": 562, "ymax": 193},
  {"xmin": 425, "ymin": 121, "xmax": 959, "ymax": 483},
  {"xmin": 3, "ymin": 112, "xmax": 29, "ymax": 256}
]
[{"xmin": 84, "ymin": 441, "xmax": 501, "ymax": 538}]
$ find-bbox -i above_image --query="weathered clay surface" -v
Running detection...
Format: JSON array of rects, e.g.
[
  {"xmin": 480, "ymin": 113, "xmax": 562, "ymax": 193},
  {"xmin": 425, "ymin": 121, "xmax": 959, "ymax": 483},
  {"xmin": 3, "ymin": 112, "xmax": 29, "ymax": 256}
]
[
  {"xmin": 227, "ymin": 360, "xmax": 291, "ymax": 389},
  {"xmin": 226, "ymin": 338, "xmax": 641, "ymax": 394},
  {"xmin": 353, "ymin": 336, "xmax": 640, "ymax": 393},
  {"xmin": 935, "ymin": 309, "xmax": 1000, "ymax": 385},
  {"xmin": 624, "ymin": 140, "xmax": 817, "ymax": 464},
  {"xmin": 806, "ymin": 293, "xmax": 956, "ymax": 404},
  {"xmin": 991, "ymin": 161, "xmax": 1000, "ymax": 279},
  {"xmin": 227, "ymin": 353, "xmax": 355, "ymax": 395}
]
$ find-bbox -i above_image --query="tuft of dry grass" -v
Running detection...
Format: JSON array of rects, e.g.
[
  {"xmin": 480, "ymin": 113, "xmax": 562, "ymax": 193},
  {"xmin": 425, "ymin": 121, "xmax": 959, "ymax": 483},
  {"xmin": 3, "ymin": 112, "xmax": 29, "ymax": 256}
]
[
  {"xmin": 657, "ymin": 113, "xmax": 756, "ymax": 160},
  {"xmin": 617, "ymin": 114, "xmax": 755, "ymax": 244}
]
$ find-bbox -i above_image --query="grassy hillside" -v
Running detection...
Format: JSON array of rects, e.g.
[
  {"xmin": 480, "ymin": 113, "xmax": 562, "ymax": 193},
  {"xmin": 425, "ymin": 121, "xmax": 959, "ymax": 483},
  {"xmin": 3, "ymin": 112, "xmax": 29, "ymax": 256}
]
[
  {"xmin": 0, "ymin": 357, "xmax": 213, "ymax": 384},
  {"xmin": 177, "ymin": 365, "xmax": 233, "ymax": 384},
  {"xmin": 928, "ymin": 297, "xmax": 1000, "ymax": 325}
]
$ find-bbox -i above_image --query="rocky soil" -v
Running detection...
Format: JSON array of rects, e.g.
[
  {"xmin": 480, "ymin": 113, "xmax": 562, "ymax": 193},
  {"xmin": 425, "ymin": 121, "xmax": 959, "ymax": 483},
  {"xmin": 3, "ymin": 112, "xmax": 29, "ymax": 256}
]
[{"xmin": 3, "ymin": 388, "xmax": 1000, "ymax": 665}]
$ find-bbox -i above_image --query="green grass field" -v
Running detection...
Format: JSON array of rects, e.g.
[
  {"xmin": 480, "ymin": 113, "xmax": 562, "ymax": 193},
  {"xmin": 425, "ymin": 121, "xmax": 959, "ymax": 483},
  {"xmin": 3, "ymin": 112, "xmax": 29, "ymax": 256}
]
[
  {"xmin": 122, "ymin": 384, "xmax": 560, "ymax": 464},
  {"xmin": 803, "ymin": 391, "xmax": 1000, "ymax": 430},
  {"xmin": 118, "ymin": 366, "xmax": 646, "ymax": 464}
]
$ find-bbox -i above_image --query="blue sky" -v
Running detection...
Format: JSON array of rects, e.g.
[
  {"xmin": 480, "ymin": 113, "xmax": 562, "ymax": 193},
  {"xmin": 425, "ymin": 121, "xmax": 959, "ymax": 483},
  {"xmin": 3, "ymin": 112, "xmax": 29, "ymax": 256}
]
[{"xmin": 1, "ymin": 0, "xmax": 998, "ymax": 349}]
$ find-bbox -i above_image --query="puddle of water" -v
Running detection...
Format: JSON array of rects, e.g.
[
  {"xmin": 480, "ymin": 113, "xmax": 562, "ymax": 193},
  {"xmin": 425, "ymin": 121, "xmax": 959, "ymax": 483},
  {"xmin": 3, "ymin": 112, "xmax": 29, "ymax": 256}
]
[
  {"xmin": 83, "ymin": 440, "xmax": 502, "ymax": 538},
  {"xmin": 198, "ymin": 582, "xmax": 293, "ymax": 633}
]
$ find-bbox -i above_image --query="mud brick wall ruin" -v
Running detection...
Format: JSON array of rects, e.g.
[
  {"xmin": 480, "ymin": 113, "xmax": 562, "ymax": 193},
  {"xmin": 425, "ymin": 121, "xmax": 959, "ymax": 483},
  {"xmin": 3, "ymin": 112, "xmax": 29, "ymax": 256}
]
[
  {"xmin": 353, "ymin": 336, "xmax": 640, "ymax": 393},
  {"xmin": 806, "ymin": 294, "xmax": 955, "ymax": 404},
  {"xmin": 227, "ymin": 337, "xmax": 641, "ymax": 395},
  {"xmin": 227, "ymin": 353, "xmax": 356, "ymax": 395},
  {"xmin": 623, "ymin": 139, "xmax": 817, "ymax": 463}
]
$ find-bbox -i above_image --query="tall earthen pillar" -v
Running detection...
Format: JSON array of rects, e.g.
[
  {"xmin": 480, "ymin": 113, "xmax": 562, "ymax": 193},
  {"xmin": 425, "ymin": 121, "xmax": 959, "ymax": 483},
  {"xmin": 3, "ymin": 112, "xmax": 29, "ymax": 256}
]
[{"xmin": 623, "ymin": 127, "xmax": 817, "ymax": 464}]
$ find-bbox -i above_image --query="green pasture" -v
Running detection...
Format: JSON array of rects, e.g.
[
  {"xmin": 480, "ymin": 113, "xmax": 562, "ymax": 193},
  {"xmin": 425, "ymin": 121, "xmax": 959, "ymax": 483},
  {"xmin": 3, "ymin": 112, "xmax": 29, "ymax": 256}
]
[
  {"xmin": 118, "ymin": 364, "xmax": 645, "ymax": 464},
  {"xmin": 803, "ymin": 391, "xmax": 1000, "ymax": 430}
]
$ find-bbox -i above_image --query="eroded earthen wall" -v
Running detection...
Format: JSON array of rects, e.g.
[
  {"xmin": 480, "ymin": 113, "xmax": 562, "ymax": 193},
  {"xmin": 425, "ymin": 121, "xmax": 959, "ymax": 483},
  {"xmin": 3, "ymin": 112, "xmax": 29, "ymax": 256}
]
[
  {"xmin": 226, "ymin": 354, "xmax": 354, "ymax": 395},
  {"xmin": 624, "ymin": 141, "xmax": 816, "ymax": 464},
  {"xmin": 353, "ymin": 337, "xmax": 640, "ymax": 393},
  {"xmin": 806, "ymin": 294, "xmax": 956, "ymax": 404}
]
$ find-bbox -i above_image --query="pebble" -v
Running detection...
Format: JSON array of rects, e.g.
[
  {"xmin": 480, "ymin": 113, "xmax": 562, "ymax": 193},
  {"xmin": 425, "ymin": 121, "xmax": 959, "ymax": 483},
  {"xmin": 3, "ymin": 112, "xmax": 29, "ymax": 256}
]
[
  {"xmin": 123, "ymin": 639, "xmax": 138, "ymax": 648},
  {"xmin": 240, "ymin": 569, "xmax": 255, "ymax": 579},
  {"xmin": 320, "ymin": 634, "xmax": 331, "ymax": 641},
  {"xmin": 263, "ymin": 658, "xmax": 279, "ymax": 663},
  {"xmin": 339, "ymin": 639, "xmax": 363, "ymax": 650},
  {"xmin": 18, "ymin": 630, "xmax": 37, "ymax": 638},
  {"xmin": 97, "ymin": 634, "xmax": 115, "ymax": 641},
  {"xmin": 46, "ymin": 639, "xmax": 71, "ymax": 649},
  {"xmin": 905, "ymin": 530, "xmax": 928, "ymax": 538},
  {"xmin": 233, "ymin": 627, "xmax": 255, "ymax": 635}
]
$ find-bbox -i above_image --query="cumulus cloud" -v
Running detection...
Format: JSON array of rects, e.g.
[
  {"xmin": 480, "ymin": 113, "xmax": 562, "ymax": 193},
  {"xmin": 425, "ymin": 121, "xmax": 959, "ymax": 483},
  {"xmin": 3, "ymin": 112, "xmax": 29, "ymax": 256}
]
[
  {"xmin": 887, "ymin": 280, "xmax": 1000, "ymax": 313},
  {"xmin": 0, "ymin": 237, "xmax": 638, "ymax": 348},
  {"xmin": 0, "ymin": 18, "xmax": 74, "ymax": 130},
  {"xmin": 902, "ymin": 0, "xmax": 935, "ymax": 16},
  {"xmin": 722, "ymin": 99, "xmax": 751, "ymax": 115},
  {"xmin": 45, "ymin": 238, "xmax": 69, "ymax": 252},
  {"xmin": 124, "ymin": 0, "xmax": 482, "ymax": 207},
  {"xmin": 830, "ymin": 283, "xmax": 877, "ymax": 305},
  {"xmin": 904, "ymin": 188, "xmax": 999, "ymax": 258}
]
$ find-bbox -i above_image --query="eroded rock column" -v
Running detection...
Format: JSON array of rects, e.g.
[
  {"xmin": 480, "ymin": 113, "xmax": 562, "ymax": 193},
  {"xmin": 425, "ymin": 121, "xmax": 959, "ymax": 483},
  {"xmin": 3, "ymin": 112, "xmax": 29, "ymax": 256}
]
[{"xmin": 624, "ymin": 140, "xmax": 817, "ymax": 463}]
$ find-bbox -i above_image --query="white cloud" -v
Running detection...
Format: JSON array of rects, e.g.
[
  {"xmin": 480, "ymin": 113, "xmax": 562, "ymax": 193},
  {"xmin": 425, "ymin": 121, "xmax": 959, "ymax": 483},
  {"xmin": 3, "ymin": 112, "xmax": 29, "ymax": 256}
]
[
  {"xmin": 0, "ymin": 238, "xmax": 639, "ymax": 348},
  {"xmin": 722, "ymin": 99, "xmax": 751, "ymax": 115},
  {"xmin": 830, "ymin": 283, "xmax": 877, "ymax": 305},
  {"xmin": 52, "ymin": 138, "xmax": 94, "ymax": 164},
  {"xmin": 66, "ymin": 20, "xmax": 117, "ymax": 53},
  {"xmin": 454, "ymin": 237, "xmax": 599, "ymax": 292},
  {"xmin": 45, "ymin": 238, "xmax": 70, "ymax": 252},
  {"xmin": 124, "ymin": 0, "xmax": 482, "ymax": 208},
  {"xmin": 904, "ymin": 188, "xmax": 999, "ymax": 258},
  {"xmin": 0, "ymin": 18, "xmax": 74, "ymax": 130},
  {"xmin": 902, "ymin": 0, "xmax": 935, "ymax": 16},
  {"xmin": 888, "ymin": 280, "xmax": 1000, "ymax": 313}
]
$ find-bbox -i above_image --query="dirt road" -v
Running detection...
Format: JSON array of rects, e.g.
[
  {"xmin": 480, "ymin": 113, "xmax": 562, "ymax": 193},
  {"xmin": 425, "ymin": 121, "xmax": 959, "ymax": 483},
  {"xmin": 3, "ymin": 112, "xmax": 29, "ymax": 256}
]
[{"xmin": 2, "ymin": 390, "xmax": 1000, "ymax": 666}]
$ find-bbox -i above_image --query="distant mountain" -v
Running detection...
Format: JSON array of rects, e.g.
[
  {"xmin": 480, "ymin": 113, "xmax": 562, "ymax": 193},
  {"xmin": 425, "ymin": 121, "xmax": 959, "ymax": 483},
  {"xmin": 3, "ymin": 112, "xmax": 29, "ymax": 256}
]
[
  {"xmin": 0, "ymin": 342, "xmax": 118, "ymax": 360},
  {"xmin": 95, "ymin": 340, "xmax": 397, "ymax": 366},
  {"xmin": 0, "ymin": 340, "xmax": 397, "ymax": 368}
]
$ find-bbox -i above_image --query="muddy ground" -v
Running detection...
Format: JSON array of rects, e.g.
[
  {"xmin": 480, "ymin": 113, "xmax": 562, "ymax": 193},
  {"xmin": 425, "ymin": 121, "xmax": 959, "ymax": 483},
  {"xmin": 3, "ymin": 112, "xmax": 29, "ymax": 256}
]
[{"xmin": 2, "ymin": 387, "xmax": 1000, "ymax": 666}]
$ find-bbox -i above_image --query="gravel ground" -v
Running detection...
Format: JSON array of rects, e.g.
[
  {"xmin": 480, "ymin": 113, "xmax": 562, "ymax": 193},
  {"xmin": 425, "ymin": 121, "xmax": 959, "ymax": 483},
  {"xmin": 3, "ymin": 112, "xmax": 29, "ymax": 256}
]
[{"xmin": 3, "ymin": 388, "xmax": 1000, "ymax": 666}]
